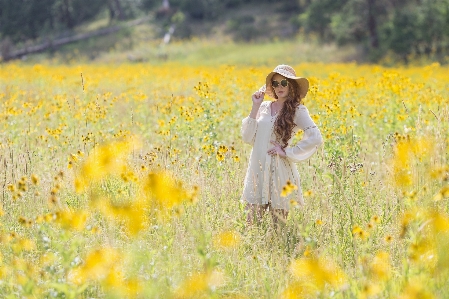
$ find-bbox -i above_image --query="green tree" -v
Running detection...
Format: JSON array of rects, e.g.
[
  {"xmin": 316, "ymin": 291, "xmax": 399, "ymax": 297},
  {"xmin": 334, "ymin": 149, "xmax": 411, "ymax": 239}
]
[
  {"xmin": 0, "ymin": 0, "xmax": 108, "ymax": 42},
  {"xmin": 299, "ymin": 0, "xmax": 348, "ymax": 39},
  {"xmin": 52, "ymin": 0, "xmax": 106, "ymax": 29},
  {"xmin": 381, "ymin": 0, "xmax": 449, "ymax": 62},
  {"xmin": 0, "ymin": 0, "xmax": 56, "ymax": 42},
  {"xmin": 300, "ymin": 0, "xmax": 449, "ymax": 62},
  {"xmin": 387, "ymin": 8, "xmax": 418, "ymax": 62}
]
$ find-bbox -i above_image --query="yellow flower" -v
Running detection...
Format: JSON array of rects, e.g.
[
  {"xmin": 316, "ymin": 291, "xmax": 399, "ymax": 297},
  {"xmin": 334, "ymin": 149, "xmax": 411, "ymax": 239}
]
[
  {"xmin": 44, "ymin": 213, "xmax": 55, "ymax": 222},
  {"xmin": 54, "ymin": 209, "xmax": 88, "ymax": 231},
  {"xmin": 290, "ymin": 256, "xmax": 347, "ymax": 290},
  {"xmin": 31, "ymin": 174, "xmax": 39, "ymax": 185},
  {"xmin": 303, "ymin": 189, "xmax": 314, "ymax": 197},
  {"xmin": 75, "ymin": 139, "xmax": 138, "ymax": 192},
  {"xmin": 352, "ymin": 226, "xmax": 369, "ymax": 240},
  {"xmin": 371, "ymin": 215, "xmax": 380, "ymax": 223},
  {"xmin": 360, "ymin": 282, "xmax": 382, "ymax": 298},
  {"xmin": 303, "ymin": 246, "xmax": 312, "ymax": 257},
  {"xmin": 430, "ymin": 211, "xmax": 449, "ymax": 233},
  {"xmin": 174, "ymin": 272, "xmax": 210, "ymax": 298},
  {"xmin": 280, "ymin": 282, "xmax": 314, "ymax": 299},
  {"xmin": 103, "ymin": 270, "xmax": 142, "ymax": 298},
  {"xmin": 409, "ymin": 236, "xmax": 436, "ymax": 265},
  {"xmin": 430, "ymin": 165, "xmax": 448, "ymax": 179},
  {"xmin": 144, "ymin": 171, "xmax": 193, "ymax": 210},
  {"xmin": 18, "ymin": 239, "xmax": 36, "ymax": 251},
  {"xmin": 281, "ymin": 180, "xmax": 297, "ymax": 197},
  {"xmin": 109, "ymin": 201, "xmax": 147, "ymax": 236},
  {"xmin": 216, "ymin": 152, "xmax": 225, "ymax": 161},
  {"xmin": 18, "ymin": 216, "xmax": 32, "ymax": 227},
  {"xmin": 70, "ymin": 153, "xmax": 78, "ymax": 162},
  {"xmin": 398, "ymin": 282, "xmax": 434, "ymax": 299},
  {"xmin": 433, "ymin": 186, "xmax": 449, "ymax": 201},
  {"xmin": 368, "ymin": 251, "xmax": 391, "ymax": 281},
  {"xmin": 68, "ymin": 247, "xmax": 120, "ymax": 285},
  {"xmin": 213, "ymin": 231, "xmax": 241, "ymax": 249},
  {"xmin": 352, "ymin": 225, "xmax": 362, "ymax": 235},
  {"xmin": 289, "ymin": 199, "xmax": 298, "ymax": 207},
  {"xmin": 280, "ymin": 186, "xmax": 289, "ymax": 197},
  {"xmin": 173, "ymin": 269, "xmax": 225, "ymax": 297}
]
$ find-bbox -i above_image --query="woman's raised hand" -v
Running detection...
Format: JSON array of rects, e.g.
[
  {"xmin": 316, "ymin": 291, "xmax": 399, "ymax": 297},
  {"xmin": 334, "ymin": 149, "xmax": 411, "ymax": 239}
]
[{"xmin": 251, "ymin": 91, "xmax": 264, "ymax": 106}]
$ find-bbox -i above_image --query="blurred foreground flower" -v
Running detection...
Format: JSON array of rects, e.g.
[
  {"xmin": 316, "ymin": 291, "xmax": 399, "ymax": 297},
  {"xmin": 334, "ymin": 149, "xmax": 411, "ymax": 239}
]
[
  {"xmin": 143, "ymin": 170, "xmax": 198, "ymax": 210},
  {"xmin": 54, "ymin": 209, "xmax": 88, "ymax": 231},
  {"xmin": 287, "ymin": 256, "xmax": 347, "ymax": 295},
  {"xmin": 74, "ymin": 139, "xmax": 140, "ymax": 192},
  {"xmin": 68, "ymin": 247, "xmax": 120, "ymax": 285},
  {"xmin": 73, "ymin": 140, "xmax": 199, "ymax": 236},
  {"xmin": 360, "ymin": 282, "xmax": 382, "ymax": 298},
  {"xmin": 174, "ymin": 270, "xmax": 226, "ymax": 299},
  {"xmin": 92, "ymin": 197, "xmax": 148, "ymax": 236},
  {"xmin": 433, "ymin": 186, "xmax": 449, "ymax": 201},
  {"xmin": 90, "ymin": 169, "xmax": 199, "ymax": 236},
  {"xmin": 213, "ymin": 231, "xmax": 241, "ymax": 249},
  {"xmin": 391, "ymin": 137, "xmax": 433, "ymax": 188},
  {"xmin": 368, "ymin": 251, "xmax": 391, "ymax": 281},
  {"xmin": 398, "ymin": 281, "xmax": 434, "ymax": 299}
]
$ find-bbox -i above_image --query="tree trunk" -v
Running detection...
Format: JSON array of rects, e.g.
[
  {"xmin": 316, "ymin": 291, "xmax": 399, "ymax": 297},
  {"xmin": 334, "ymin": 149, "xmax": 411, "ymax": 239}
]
[
  {"xmin": 63, "ymin": 0, "xmax": 75, "ymax": 28},
  {"xmin": 113, "ymin": 0, "xmax": 125, "ymax": 20},
  {"xmin": 108, "ymin": 0, "xmax": 116, "ymax": 21},
  {"xmin": 367, "ymin": 0, "xmax": 379, "ymax": 48}
]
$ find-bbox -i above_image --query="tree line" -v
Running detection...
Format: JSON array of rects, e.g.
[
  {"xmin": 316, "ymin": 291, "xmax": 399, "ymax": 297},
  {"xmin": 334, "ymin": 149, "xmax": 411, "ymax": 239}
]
[
  {"xmin": 0, "ymin": 0, "xmax": 136, "ymax": 42},
  {"xmin": 298, "ymin": 0, "xmax": 449, "ymax": 62},
  {"xmin": 0, "ymin": 0, "xmax": 448, "ymax": 62}
]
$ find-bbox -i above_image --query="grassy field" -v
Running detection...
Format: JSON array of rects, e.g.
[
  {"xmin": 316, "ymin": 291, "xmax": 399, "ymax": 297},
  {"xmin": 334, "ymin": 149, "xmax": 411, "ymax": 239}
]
[
  {"xmin": 0, "ymin": 59, "xmax": 448, "ymax": 298},
  {"xmin": 24, "ymin": 35, "xmax": 360, "ymax": 67}
]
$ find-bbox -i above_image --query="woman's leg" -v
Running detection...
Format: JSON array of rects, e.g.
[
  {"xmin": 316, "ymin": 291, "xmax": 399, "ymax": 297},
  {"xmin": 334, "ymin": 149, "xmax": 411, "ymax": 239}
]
[
  {"xmin": 269, "ymin": 206, "xmax": 289, "ymax": 227},
  {"xmin": 267, "ymin": 159, "xmax": 289, "ymax": 227},
  {"xmin": 245, "ymin": 203, "xmax": 268, "ymax": 224}
]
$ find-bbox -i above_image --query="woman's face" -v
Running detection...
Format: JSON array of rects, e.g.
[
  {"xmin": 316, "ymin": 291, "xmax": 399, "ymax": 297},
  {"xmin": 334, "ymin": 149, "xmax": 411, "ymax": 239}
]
[{"xmin": 271, "ymin": 73, "xmax": 289, "ymax": 100}]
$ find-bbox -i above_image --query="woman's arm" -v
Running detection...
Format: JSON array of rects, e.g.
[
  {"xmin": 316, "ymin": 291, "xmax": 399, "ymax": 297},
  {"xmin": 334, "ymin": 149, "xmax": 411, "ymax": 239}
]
[
  {"xmin": 241, "ymin": 103, "xmax": 263, "ymax": 145},
  {"xmin": 241, "ymin": 91, "xmax": 265, "ymax": 145},
  {"xmin": 284, "ymin": 105, "xmax": 323, "ymax": 162}
]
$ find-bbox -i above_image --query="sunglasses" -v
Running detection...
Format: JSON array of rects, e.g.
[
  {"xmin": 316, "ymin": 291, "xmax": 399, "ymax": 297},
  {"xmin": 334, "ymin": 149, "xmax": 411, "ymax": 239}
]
[{"xmin": 271, "ymin": 79, "xmax": 289, "ymax": 88}]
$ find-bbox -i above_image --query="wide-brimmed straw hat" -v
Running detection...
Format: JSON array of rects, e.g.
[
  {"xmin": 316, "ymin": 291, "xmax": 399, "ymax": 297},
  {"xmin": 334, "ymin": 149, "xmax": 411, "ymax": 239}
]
[{"xmin": 259, "ymin": 65, "xmax": 309, "ymax": 99}]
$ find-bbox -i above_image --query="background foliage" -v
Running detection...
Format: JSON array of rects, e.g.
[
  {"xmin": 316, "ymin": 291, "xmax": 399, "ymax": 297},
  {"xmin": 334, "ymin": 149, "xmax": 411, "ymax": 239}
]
[{"xmin": 0, "ymin": 0, "xmax": 448, "ymax": 63}]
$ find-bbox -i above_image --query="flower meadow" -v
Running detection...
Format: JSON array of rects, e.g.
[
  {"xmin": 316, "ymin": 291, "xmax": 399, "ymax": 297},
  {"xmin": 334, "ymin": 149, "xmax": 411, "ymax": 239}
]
[{"xmin": 0, "ymin": 61, "xmax": 448, "ymax": 298}]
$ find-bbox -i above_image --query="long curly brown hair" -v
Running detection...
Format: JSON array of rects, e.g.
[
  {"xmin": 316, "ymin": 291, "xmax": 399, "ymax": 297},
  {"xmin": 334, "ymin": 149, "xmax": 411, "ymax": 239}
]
[{"xmin": 271, "ymin": 78, "xmax": 303, "ymax": 148}]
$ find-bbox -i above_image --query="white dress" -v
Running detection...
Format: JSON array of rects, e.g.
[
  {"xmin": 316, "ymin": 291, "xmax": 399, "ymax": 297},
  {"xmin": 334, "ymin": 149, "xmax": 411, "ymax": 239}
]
[{"xmin": 241, "ymin": 101, "xmax": 323, "ymax": 211}]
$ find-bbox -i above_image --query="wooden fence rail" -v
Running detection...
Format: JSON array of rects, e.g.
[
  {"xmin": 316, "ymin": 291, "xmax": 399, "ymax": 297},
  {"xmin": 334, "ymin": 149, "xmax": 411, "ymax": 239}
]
[{"xmin": 1, "ymin": 17, "xmax": 150, "ymax": 62}]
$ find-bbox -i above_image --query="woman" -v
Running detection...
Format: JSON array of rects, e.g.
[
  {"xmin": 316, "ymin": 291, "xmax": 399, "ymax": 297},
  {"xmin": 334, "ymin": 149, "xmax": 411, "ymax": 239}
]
[{"xmin": 241, "ymin": 65, "xmax": 323, "ymax": 224}]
